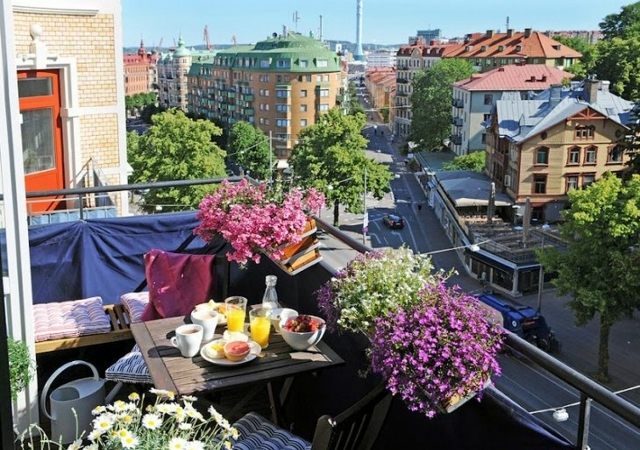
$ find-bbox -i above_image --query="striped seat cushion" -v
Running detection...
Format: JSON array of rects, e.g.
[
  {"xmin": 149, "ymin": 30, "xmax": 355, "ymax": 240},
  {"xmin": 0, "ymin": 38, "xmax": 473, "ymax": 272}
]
[
  {"xmin": 105, "ymin": 344, "xmax": 152, "ymax": 384},
  {"xmin": 232, "ymin": 412, "xmax": 311, "ymax": 450},
  {"xmin": 120, "ymin": 292, "xmax": 149, "ymax": 323},
  {"xmin": 34, "ymin": 297, "xmax": 111, "ymax": 342}
]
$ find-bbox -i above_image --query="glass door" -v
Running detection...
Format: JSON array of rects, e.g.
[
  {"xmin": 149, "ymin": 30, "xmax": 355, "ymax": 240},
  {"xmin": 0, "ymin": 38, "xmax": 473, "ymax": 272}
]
[{"xmin": 17, "ymin": 70, "xmax": 64, "ymax": 213}]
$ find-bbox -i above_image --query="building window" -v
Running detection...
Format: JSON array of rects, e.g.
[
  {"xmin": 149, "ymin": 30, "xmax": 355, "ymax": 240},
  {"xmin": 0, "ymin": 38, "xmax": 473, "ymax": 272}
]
[
  {"xmin": 567, "ymin": 146, "xmax": 580, "ymax": 165},
  {"xmin": 299, "ymin": 59, "xmax": 308, "ymax": 68},
  {"xmin": 316, "ymin": 59, "xmax": 328, "ymax": 68},
  {"xmin": 276, "ymin": 119, "xmax": 290, "ymax": 127},
  {"xmin": 575, "ymin": 125, "xmax": 595, "ymax": 139},
  {"xmin": 481, "ymin": 133, "xmax": 487, "ymax": 144},
  {"xmin": 259, "ymin": 74, "xmax": 269, "ymax": 82},
  {"xmin": 566, "ymin": 174, "xmax": 579, "ymax": 192},
  {"xmin": 276, "ymin": 75, "xmax": 282, "ymax": 83},
  {"xmin": 319, "ymin": 89, "xmax": 330, "ymax": 97},
  {"xmin": 275, "ymin": 89, "xmax": 290, "ymax": 98},
  {"xmin": 533, "ymin": 174, "xmax": 547, "ymax": 194},
  {"xmin": 582, "ymin": 173, "xmax": 595, "ymax": 188},
  {"xmin": 535, "ymin": 147, "xmax": 549, "ymax": 165},
  {"xmin": 608, "ymin": 145, "xmax": 624, "ymax": 163},
  {"xmin": 316, "ymin": 75, "xmax": 322, "ymax": 83},
  {"xmin": 584, "ymin": 146, "xmax": 597, "ymax": 164},
  {"xmin": 300, "ymin": 89, "xmax": 308, "ymax": 97},
  {"xmin": 483, "ymin": 113, "xmax": 491, "ymax": 123},
  {"xmin": 260, "ymin": 59, "xmax": 271, "ymax": 68},
  {"xmin": 484, "ymin": 94, "xmax": 493, "ymax": 105},
  {"xmin": 275, "ymin": 104, "xmax": 289, "ymax": 112},
  {"xmin": 276, "ymin": 59, "xmax": 290, "ymax": 68},
  {"xmin": 300, "ymin": 119, "xmax": 307, "ymax": 127},
  {"xmin": 300, "ymin": 104, "xmax": 307, "ymax": 112},
  {"xmin": 318, "ymin": 104, "xmax": 329, "ymax": 112},
  {"xmin": 305, "ymin": 74, "xmax": 312, "ymax": 82}
]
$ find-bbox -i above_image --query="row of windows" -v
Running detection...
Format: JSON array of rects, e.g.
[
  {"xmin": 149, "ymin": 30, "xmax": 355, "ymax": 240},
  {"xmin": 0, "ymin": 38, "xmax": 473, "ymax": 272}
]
[
  {"xmin": 257, "ymin": 88, "xmax": 330, "ymax": 98},
  {"xmin": 215, "ymin": 56, "xmax": 329, "ymax": 69},
  {"xmin": 258, "ymin": 118, "xmax": 310, "ymax": 127},
  {"xmin": 532, "ymin": 173, "xmax": 597, "ymax": 194},
  {"xmin": 534, "ymin": 145, "xmax": 624, "ymax": 166}
]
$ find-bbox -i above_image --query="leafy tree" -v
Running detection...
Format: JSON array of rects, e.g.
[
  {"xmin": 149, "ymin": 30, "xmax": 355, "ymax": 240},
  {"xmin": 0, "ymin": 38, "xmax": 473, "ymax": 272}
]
[
  {"xmin": 442, "ymin": 151, "xmax": 486, "ymax": 172},
  {"xmin": 553, "ymin": 36, "xmax": 597, "ymax": 80},
  {"xmin": 594, "ymin": 36, "xmax": 640, "ymax": 100},
  {"xmin": 380, "ymin": 106, "xmax": 390, "ymax": 123},
  {"xmin": 538, "ymin": 174, "xmax": 640, "ymax": 381},
  {"xmin": 600, "ymin": 1, "xmax": 640, "ymax": 39},
  {"xmin": 128, "ymin": 109, "xmax": 226, "ymax": 212},
  {"xmin": 340, "ymin": 82, "xmax": 365, "ymax": 116},
  {"xmin": 410, "ymin": 59, "xmax": 474, "ymax": 150},
  {"xmin": 622, "ymin": 102, "xmax": 640, "ymax": 177},
  {"xmin": 290, "ymin": 108, "xmax": 391, "ymax": 226},
  {"xmin": 229, "ymin": 121, "xmax": 273, "ymax": 180}
]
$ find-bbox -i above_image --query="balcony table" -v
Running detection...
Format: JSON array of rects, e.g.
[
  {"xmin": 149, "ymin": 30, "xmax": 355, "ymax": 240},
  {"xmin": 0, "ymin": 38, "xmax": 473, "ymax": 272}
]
[{"xmin": 131, "ymin": 316, "xmax": 344, "ymax": 423}]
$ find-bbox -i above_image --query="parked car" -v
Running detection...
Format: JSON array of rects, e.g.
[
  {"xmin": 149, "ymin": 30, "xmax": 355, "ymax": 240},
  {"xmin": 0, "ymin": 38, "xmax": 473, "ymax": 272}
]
[
  {"xmin": 475, "ymin": 293, "xmax": 559, "ymax": 353},
  {"xmin": 383, "ymin": 214, "xmax": 404, "ymax": 229}
]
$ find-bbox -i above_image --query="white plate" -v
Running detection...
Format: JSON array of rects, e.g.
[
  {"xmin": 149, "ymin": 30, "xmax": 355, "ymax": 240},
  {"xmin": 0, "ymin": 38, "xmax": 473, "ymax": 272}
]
[{"xmin": 200, "ymin": 340, "xmax": 262, "ymax": 366}]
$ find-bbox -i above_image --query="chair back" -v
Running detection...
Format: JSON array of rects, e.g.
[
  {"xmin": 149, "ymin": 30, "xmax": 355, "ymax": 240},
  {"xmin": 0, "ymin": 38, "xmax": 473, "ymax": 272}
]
[{"xmin": 311, "ymin": 383, "xmax": 392, "ymax": 450}]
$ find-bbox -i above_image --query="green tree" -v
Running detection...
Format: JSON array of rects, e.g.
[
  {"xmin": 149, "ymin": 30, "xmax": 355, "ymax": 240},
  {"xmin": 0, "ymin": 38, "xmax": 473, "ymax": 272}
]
[
  {"xmin": 128, "ymin": 109, "xmax": 227, "ymax": 212},
  {"xmin": 229, "ymin": 121, "xmax": 273, "ymax": 180},
  {"xmin": 442, "ymin": 151, "xmax": 486, "ymax": 172},
  {"xmin": 538, "ymin": 174, "xmax": 640, "ymax": 381},
  {"xmin": 594, "ymin": 36, "xmax": 640, "ymax": 99},
  {"xmin": 600, "ymin": 1, "xmax": 640, "ymax": 39},
  {"xmin": 290, "ymin": 108, "xmax": 391, "ymax": 225},
  {"xmin": 342, "ymin": 82, "xmax": 365, "ymax": 116},
  {"xmin": 553, "ymin": 36, "xmax": 597, "ymax": 80},
  {"xmin": 410, "ymin": 59, "xmax": 474, "ymax": 150}
]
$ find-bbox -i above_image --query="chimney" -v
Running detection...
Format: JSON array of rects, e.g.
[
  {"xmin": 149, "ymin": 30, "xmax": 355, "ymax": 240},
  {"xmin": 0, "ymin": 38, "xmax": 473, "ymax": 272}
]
[
  {"xmin": 549, "ymin": 84, "xmax": 562, "ymax": 108},
  {"xmin": 584, "ymin": 77, "xmax": 600, "ymax": 104},
  {"xmin": 600, "ymin": 80, "xmax": 610, "ymax": 93},
  {"xmin": 506, "ymin": 29, "xmax": 514, "ymax": 38},
  {"xmin": 464, "ymin": 34, "xmax": 471, "ymax": 43},
  {"xmin": 524, "ymin": 28, "xmax": 532, "ymax": 38},
  {"xmin": 486, "ymin": 29, "xmax": 494, "ymax": 38}
]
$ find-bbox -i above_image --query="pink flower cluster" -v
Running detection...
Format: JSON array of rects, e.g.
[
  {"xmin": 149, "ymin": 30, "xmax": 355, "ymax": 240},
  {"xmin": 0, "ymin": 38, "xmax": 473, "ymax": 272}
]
[
  {"xmin": 194, "ymin": 179, "xmax": 325, "ymax": 265},
  {"xmin": 370, "ymin": 280, "xmax": 503, "ymax": 418}
]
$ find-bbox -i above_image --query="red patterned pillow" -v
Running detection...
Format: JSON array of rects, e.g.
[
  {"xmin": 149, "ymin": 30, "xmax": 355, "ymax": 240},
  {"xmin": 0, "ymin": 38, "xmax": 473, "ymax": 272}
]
[{"xmin": 140, "ymin": 250, "xmax": 216, "ymax": 321}]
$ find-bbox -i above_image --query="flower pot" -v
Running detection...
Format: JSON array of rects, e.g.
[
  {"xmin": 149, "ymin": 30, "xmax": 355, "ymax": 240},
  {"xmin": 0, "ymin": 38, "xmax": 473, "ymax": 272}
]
[
  {"xmin": 441, "ymin": 378, "xmax": 492, "ymax": 414},
  {"xmin": 271, "ymin": 218, "xmax": 323, "ymax": 275}
]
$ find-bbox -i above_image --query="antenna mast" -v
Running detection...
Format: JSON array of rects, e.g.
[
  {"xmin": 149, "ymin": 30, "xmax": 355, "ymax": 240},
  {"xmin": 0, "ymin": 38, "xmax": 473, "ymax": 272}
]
[
  {"xmin": 292, "ymin": 11, "xmax": 300, "ymax": 31},
  {"xmin": 506, "ymin": 16, "xmax": 510, "ymax": 30},
  {"xmin": 203, "ymin": 25, "xmax": 212, "ymax": 50},
  {"xmin": 319, "ymin": 15, "xmax": 323, "ymax": 42}
]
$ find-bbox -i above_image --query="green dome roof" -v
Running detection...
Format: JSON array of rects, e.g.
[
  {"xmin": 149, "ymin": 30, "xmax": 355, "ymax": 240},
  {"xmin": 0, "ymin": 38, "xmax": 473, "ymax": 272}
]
[{"xmin": 174, "ymin": 36, "xmax": 191, "ymax": 58}]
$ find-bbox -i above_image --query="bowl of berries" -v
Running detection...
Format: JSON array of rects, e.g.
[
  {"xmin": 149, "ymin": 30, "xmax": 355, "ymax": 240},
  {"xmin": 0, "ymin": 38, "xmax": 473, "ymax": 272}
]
[{"xmin": 280, "ymin": 314, "xmax": 326, "ymax": 350}]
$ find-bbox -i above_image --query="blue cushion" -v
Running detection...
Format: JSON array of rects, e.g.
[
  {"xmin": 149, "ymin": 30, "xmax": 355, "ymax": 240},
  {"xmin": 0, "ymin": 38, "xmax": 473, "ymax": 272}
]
[
  {"xmin": 105, "ymin": 344, "xmax": 153, "ymax": 384},
  {"xmin": 233, "ymin": 412, "xmax": 311, "ymax": 450}
]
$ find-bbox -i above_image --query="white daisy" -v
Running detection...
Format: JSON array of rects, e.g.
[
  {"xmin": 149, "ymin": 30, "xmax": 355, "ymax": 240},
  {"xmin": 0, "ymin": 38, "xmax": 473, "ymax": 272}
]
[
  {"xmin": 66, "ymin": 440, "xmax": 82, "ymax": 450},
  {"xmin": 142, "ymin": 413, "xmax": 163, "ymax": 430},
  {"xmin": 185, "ymin": 440, "xmax": 204, "ymax": 450},
  {"xmin": 169, "ymin": 437, "xmax": 188, "ymax": 450},
  {"xmin": 120, "ymin": 433, "xmax": 139, "ymax": 449}
]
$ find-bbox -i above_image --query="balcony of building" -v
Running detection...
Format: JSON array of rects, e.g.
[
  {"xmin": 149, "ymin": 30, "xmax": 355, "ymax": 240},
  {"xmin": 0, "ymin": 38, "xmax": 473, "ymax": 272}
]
[
  {"xmin": 452, "ymin": 116, "xmax": 464, "ymax": 127},
  {"xmin": 451, "ymin": 134, "xmax": 463, "ymax": 145},
  {"xmin": 452, "ymin": 98, "xmax": 464, "ymax": 108}
]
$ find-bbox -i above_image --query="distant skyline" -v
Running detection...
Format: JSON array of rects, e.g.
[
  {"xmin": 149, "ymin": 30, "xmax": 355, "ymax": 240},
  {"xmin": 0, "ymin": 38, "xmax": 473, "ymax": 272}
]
[{"xmin": 122, "ymin": 0, "xmax": 629, "ymax": 48}]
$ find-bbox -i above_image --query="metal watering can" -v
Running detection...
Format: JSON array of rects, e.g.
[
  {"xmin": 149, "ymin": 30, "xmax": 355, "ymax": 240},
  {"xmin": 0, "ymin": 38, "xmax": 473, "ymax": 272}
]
[{"xmin": 40, "ymin": 361, "xmax": 117, "ymax": 444}]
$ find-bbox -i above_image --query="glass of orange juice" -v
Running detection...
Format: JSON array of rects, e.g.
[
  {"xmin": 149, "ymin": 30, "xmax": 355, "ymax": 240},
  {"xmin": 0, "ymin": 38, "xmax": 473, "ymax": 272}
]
[
  {"xmin": 224, "ymin": 296, "xmax": 247, "ymax": 332},
  {"xmin": 250, "ymin": 307, "xmax": 272, "ymax": 349}
]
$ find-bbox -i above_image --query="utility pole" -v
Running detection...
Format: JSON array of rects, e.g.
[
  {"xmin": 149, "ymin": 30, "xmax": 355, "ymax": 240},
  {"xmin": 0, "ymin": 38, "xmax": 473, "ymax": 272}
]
[
  {"xmin": 362, "ymin": 166, "xmax": 368, "ymax": 245},
  {"xmin": 269, "ymin": 130, "xmax": 273, "ymax": 183}
]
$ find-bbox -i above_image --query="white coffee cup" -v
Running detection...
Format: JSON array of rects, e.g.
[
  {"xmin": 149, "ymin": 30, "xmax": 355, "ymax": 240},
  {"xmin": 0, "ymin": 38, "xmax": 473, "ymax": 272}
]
[
  {"xmin": 190, "ymin": 308, "xmax": 219, "ymax": 343},
  {"xmin": 171, "ymin": 324, "xmax": 203, "ymax": 357}
]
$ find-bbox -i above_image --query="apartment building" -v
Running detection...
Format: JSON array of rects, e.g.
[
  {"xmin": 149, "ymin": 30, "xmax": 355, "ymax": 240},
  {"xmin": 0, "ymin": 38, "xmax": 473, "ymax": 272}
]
[
  {"xmin": 187, "ymin": 32, "xmax": 342, "ymax": 158},
  {"xmin": 157, "ymin": 37, "xmax": 215, "ymax": 111},
  {"xmin": 366, "ymin": 49, "xmax": 396, "ymax": 68},
  {"xmin": 394, "ymin": 37, "xmax": 457, "ymax": 140},
  {"xmin": 486, "ymin": 79, "xmax": 633, "ymax": 222},
  {"xmin": 451, "ymin": 65, "xmax": 572, "ymax": 155},
  {"xmin": 364, "ymin": 67, "xmax": 396, "ymax": 124},
  {"xmin": 123, "ymin": 40, "xmax": 158, "ymax": 95}
]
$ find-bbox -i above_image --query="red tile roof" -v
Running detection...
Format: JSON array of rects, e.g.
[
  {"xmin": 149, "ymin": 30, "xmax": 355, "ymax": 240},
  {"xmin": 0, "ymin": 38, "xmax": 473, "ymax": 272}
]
[
  {"xmin": 444, "ymin": 30, "xmax": 582, "ymax": 59},
  {"xmin": 396, "ymin": 39, "xmax": 459, "ymax": 57},
  {"xmin": 454, "ymin": 64, "xmax": 573, "ymax": 91}
]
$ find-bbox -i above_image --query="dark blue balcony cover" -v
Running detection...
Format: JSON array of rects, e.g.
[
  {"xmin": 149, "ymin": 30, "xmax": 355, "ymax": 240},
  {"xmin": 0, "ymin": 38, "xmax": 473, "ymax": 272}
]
[{"xmin": 24, "ymin": 212, "xmax": 210, "ymax": 304}]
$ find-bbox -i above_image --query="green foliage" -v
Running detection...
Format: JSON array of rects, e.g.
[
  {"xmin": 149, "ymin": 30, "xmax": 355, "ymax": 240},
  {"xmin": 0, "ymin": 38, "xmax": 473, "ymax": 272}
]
[
  {"xmin": 538, "ymin": 174, "xmax": 640, "ymax": 379},
  {"xmin": 229, "ymin": 121, "xmax": 273, "ymax": 180},
  {"xmin": 8, "ymin": 338, "xmax": 34, "ymax": 399},
  {"xmin": 554, "ymin": 36, "xmax": 598, "ymax": 80},
  {"xmin": 290, "ymin": 108, "xmax": 391, "ymax": 225},
  {"xmin": 125, "ymin": 92, "xmax": 157, "ymax": 115},
  {"xmin": 380, "ymin": 106, "xmax": 390, "ymax": 123},
  {"xmin": 343, "ymin": 83, "xmax": 365, "ymax": 116},
  {"xmin": 410, "ymin": 59, "xmax": 474, "ymax": 150},
  {"xmin": 442, "ymin": 151, "xmax": 486, "ymax": 172},
  {"xmin": 594, "ymin": 36, "xmax": 640, "ymax": 100},
  {"xmin": 599, "ymin": 1, "xmax": 640, "ymax": 39},
  {"xmin": 623, "ymin": 102, "xmax": 640, "ymax": 177},
  {"xmin": 128, "ymin": 109, "xmax": 227, "ymax": 212}
]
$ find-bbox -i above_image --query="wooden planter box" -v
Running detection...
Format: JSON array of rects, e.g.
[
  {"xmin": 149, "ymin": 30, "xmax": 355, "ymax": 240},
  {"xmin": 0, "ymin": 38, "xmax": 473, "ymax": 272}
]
[{"xmin": 271, "ymin": 218, "xmax": 323, "ymax": 276}]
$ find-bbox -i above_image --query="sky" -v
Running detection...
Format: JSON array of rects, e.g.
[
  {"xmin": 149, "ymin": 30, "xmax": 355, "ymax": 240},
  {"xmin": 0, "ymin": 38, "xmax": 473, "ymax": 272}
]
[{"xmin": 122, "ymin": 0, "xmax": 630, "ymax": 48}]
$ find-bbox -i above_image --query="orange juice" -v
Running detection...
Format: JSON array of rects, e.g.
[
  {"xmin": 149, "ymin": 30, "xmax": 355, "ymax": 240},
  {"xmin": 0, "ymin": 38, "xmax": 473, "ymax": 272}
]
[
  {"xmin": 226, "ymin": 308, "xmax": 246, "ymax": 332},
  {"xmin": 251, "ymin": 316, "xmax": 271, "ymax": 348}
]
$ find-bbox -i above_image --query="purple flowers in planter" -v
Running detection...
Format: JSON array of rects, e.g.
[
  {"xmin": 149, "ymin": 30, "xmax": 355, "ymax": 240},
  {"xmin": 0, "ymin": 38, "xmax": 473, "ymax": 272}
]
[{"xmin": 370, "ymin": 280, "xmax": 503, "ymax": 418}]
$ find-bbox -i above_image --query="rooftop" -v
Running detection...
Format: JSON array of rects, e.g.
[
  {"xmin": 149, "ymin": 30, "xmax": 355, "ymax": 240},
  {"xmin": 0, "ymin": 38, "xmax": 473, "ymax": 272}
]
[{"xmin": 454, "ymin": 64, "xmax": 573, "ymax": 91}]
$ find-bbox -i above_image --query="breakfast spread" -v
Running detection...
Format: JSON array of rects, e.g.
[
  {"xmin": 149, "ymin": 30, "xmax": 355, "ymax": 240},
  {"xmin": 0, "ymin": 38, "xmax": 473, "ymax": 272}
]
[{"xmin": 283, "ymin": 315, "xmax": 324, "ymax": 333}]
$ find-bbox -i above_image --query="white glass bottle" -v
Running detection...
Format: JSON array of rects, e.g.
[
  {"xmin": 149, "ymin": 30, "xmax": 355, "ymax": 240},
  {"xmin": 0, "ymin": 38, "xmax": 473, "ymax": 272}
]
[{"xmin": 261, "ymin": 275, "xmax": 280, "ymax": 310}]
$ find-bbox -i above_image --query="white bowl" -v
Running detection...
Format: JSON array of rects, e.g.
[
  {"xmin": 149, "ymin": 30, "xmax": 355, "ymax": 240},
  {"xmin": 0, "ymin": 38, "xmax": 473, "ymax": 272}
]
[
  {"xmin": 270, "ymin": 308, "xmax": 298, "ymax": 333},
  {"xmin": 280, "ymin": 315, "xmax": 326, "ymax": 351}
]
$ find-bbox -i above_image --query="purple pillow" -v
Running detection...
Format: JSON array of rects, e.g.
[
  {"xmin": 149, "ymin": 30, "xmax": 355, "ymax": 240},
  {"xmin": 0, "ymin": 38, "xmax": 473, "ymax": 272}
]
[{"xmin": 141, "ymin": 249, "xmax": 216, "ymax": 321}]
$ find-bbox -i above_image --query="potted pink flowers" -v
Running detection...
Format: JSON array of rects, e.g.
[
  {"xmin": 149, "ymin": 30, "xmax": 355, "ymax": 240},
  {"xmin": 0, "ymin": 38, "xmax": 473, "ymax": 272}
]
[{"xmin": 195, "ymin": 179, "xmax": 325, "ymax": 268}]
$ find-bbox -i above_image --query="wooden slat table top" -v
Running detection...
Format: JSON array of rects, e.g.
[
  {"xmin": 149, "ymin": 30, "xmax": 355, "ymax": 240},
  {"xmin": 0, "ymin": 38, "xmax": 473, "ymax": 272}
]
[{"xmin": 131, "ymin": 316, "xmax": 344, "ymax": 396}]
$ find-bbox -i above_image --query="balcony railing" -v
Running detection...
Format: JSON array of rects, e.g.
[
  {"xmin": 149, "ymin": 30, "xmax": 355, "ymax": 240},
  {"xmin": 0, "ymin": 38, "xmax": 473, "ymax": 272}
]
[
  {"xmin": 451, "ymin": 134, "xmax": 462, "ymax": 145},
  {"xmin": 452, "ymin": 116, "xmax": 464, "ymax": 127},
  {"xmin": 452, "ymin": 98, "xmax": 464, "ymax": 108}
]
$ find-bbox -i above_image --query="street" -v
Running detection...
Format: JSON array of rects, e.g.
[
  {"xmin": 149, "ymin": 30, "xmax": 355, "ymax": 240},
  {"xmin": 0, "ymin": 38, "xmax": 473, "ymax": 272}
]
[{"xmin": 317, "ymin": 86, "xmax": 640, "ymax": 449}]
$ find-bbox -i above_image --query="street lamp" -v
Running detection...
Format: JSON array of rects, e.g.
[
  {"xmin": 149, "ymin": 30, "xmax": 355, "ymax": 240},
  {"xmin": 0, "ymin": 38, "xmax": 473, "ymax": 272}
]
[{"xmin": 536, "ymin": 223, "xmax": 551, "ymax": 312}]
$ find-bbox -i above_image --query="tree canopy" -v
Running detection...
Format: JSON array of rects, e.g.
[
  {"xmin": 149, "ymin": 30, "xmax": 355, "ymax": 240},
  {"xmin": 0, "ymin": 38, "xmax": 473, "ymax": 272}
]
[
  {"xmin": 442, "ymin": 151, "xmax": 486, "ymax": 172},
  {"xmin": 410, "ymin": 58, "xmax": 474, "ymax": 151},
  {"xmin": 229, "ymin": 121, "xmax": 273, "ymax": 180},
  {"xmin": 538, "ymin": 173, "xmax": 640, "ymax": 380},
  {"xmin": 553, "ymin": 36, "xmax": 597, "ymax": 80},
  {"xmin": 600, "ymin": 1, "xmax": 640, "ymax": 39},
  {"xmin": 289, "ymin": 108, "xmax": 391, "ymax": 225},
  {"xmin": 128, "ymin": 109, "xmax": 227, "ymax": 212}
]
